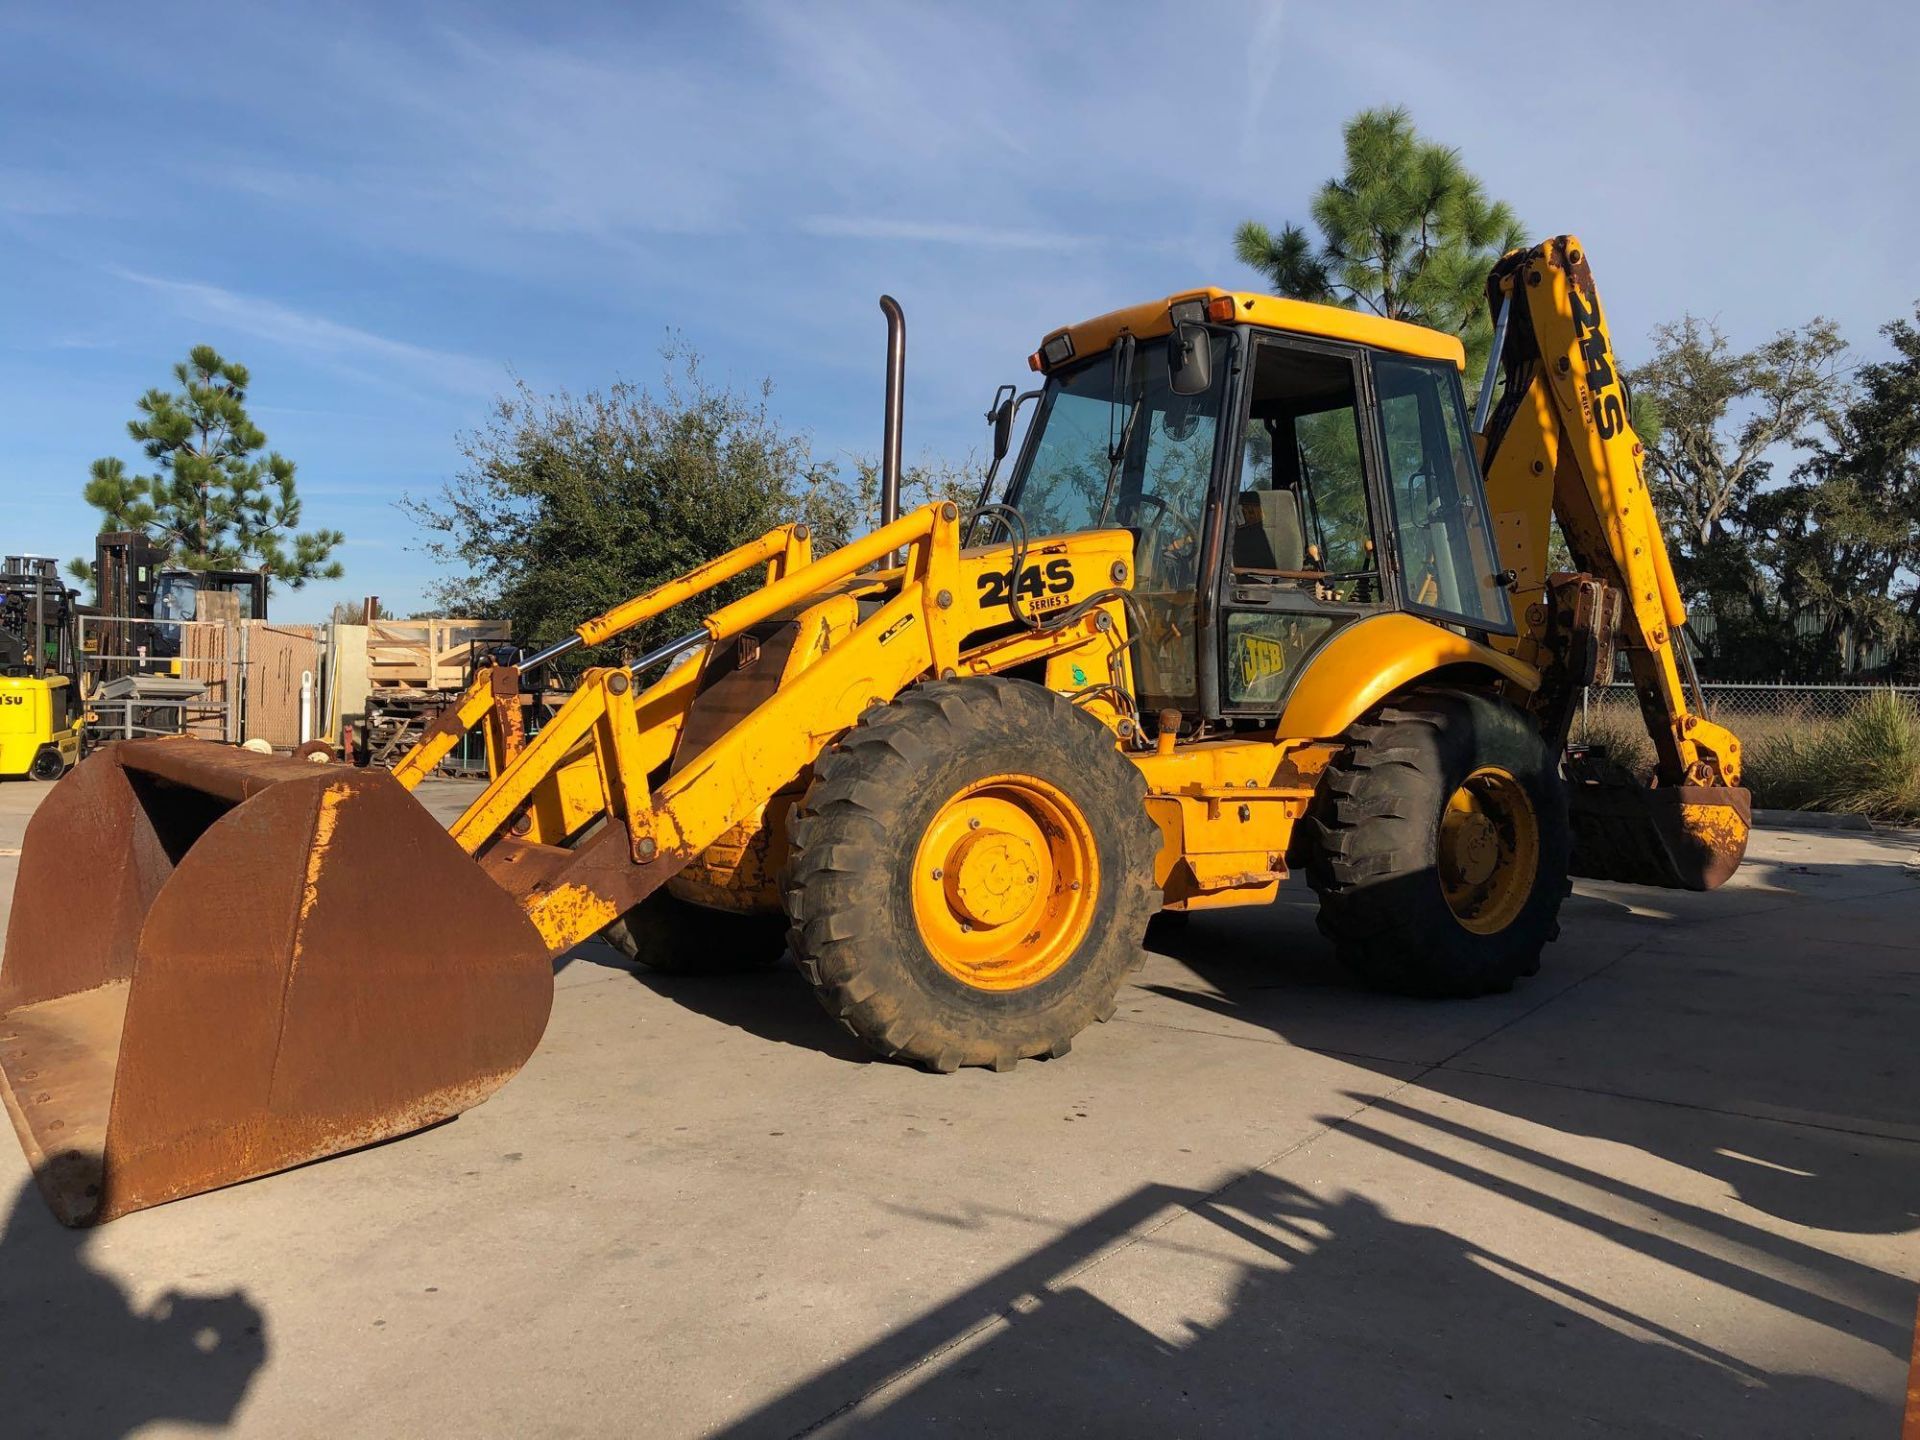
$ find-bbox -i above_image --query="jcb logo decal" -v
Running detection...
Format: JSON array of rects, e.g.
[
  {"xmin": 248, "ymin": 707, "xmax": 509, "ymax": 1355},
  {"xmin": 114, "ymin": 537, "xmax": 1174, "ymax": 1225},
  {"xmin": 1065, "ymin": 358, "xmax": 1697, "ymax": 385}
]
[{"xmin": 976, "ymin": 559, "xmax": 1073, "ymax": 609}]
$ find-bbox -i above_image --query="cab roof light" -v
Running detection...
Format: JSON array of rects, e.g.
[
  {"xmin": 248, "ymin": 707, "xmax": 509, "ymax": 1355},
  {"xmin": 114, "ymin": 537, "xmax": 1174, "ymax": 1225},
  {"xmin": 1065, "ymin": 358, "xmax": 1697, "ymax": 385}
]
[
  {"xmin": 1040, "ymin": 332, "xmax": 1074, "ymax": 368},
  {"xmin": 1167, "ymin": 298, "xmax": 1208, "ymax": 326},
  {"xmin": 1206, "ymin": 295, "xmax": 1237, "ymax": 322}
]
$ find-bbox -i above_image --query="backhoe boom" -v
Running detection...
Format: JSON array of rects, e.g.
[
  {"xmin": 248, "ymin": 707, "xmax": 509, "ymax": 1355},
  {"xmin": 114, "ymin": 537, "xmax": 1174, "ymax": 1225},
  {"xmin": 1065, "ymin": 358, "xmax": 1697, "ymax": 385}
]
[{"xmin": 1479, "ymin": 235, "xmax": 1748, "ymax": 887}]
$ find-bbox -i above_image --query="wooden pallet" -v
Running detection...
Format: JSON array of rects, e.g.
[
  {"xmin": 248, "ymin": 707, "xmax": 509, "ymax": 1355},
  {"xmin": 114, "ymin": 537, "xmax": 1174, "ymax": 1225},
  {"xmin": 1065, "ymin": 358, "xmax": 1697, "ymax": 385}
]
[{"xmin": 367, "ymin": 619, "xmax": 510, "ymax": 692}]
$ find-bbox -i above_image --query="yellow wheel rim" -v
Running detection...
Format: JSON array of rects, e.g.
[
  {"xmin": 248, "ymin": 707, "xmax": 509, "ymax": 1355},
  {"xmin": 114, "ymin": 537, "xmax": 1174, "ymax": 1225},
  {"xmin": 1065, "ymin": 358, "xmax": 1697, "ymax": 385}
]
[
  {"xmin": 1438, "ymin": 766, "xmax": 1538, "ymax": 936},
  {"xmin": 911, "ymin": 773, "xmax": 1099, "ymax": 991}
]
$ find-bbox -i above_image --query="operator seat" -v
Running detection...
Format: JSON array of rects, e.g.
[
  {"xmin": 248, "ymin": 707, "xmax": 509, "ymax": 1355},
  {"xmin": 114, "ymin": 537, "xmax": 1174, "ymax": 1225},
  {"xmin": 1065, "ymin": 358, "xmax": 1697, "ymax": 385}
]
[{"xmin": 1232, "ymin": 488, "xmax": 1308, "ymax": 574}]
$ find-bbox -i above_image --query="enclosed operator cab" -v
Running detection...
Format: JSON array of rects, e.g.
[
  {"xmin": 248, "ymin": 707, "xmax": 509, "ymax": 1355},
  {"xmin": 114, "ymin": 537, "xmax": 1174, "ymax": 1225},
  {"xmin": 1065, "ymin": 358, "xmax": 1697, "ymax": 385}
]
[{"xmin": 998, "ymin": 288, "xmax": 1513, "ymax": 731}]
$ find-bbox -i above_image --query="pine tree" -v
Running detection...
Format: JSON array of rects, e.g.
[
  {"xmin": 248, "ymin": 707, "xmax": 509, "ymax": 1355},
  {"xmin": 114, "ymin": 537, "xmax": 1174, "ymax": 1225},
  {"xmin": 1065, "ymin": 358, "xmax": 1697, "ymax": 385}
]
[
  {"xmin": 1234, "ymin": 107, "xmax": 1526, "ymax": 375},
  {"xmin": 71, "ymin": 345, "xmax": 344, "ymax": 591}
]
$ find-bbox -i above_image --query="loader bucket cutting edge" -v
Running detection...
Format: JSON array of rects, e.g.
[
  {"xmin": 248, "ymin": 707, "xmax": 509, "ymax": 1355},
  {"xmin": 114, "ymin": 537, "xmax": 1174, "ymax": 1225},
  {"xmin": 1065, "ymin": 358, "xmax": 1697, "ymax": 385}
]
[
  {"xmin": 0, "ymin": 741, "xmax": 553, "ymax": 1226},
  {"xmin": 1568, "ymin": 775, "xmax": 1751, "ymax": 892}
]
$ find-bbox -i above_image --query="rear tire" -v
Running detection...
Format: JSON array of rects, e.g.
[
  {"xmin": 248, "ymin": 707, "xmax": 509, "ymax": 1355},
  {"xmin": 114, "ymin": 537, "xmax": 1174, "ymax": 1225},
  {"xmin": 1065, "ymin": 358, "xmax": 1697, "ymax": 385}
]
[
  {"xmin": 783, "ymin": 677, "xmax": 1159, "ymax": 1073},
  {"xmin": 1306, "ymin": 690, "xmax": 1570, "ymax": 997},
  {"xmin": 601, "ymin": 891, "xmax": 787, "ymax": 975}
]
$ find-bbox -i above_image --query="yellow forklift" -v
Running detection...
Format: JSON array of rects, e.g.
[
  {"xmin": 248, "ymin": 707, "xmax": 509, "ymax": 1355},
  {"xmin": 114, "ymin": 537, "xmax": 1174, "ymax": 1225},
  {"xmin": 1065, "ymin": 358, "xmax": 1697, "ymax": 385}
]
[{"xmin": 0, "ymin": 556, "xmax": 84, "ymax": 781}]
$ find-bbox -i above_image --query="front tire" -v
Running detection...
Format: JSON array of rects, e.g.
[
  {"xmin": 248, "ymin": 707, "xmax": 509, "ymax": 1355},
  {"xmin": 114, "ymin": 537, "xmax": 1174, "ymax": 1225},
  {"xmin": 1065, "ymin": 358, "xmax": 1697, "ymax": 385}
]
[
  {"xmin": 28, "ymin": 746, "xmax": 65, "ymax": 782},
  {"xmin": 1307, "ymin": 690, "xmax": 1571, "ymax": 997},
  {"xmin": 783, "ymin": 678, "xmax": 1159, "ymax": 1073}
]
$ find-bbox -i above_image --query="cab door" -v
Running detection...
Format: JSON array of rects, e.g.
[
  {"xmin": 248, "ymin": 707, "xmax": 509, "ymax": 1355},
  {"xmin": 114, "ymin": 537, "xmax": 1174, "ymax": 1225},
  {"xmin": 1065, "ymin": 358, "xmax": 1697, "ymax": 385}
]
[
  {"xmin": 1371, "ymin": 356, "xmax": 1516, "ymax": 635},
  {"xmin": 1209, "ymin": 334, "xmax": 1390, "ymax": 718}
]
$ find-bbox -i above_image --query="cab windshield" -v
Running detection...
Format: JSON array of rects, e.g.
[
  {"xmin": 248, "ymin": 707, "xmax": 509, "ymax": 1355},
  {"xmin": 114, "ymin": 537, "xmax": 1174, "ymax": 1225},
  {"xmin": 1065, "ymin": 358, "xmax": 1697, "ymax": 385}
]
[
  {"xmin": 1007, "ymin": 337, "xmax": 1226, "ymax": 547},
  {"xmin": 1003, "ymin": 334, "xmax": 1231, "ymax": 709}
]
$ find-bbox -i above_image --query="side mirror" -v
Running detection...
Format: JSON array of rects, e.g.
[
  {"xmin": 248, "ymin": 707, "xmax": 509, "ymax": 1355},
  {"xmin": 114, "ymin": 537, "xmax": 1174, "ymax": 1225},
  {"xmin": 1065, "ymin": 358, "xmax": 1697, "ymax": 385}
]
[
  {"xmin": 1168, "ymin": 322, "xmax": 1212, "ymax": 396},
  {"xmin": 990, "ymin": 389, "xmax": 1016, "ymax": 463}
]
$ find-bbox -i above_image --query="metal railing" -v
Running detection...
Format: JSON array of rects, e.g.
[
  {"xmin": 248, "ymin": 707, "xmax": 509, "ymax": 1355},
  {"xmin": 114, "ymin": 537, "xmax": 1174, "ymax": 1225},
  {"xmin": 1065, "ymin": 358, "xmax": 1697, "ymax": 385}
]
[{"xmin": 77, "ymin": 615, "xmax": 241, "ymax": 743}]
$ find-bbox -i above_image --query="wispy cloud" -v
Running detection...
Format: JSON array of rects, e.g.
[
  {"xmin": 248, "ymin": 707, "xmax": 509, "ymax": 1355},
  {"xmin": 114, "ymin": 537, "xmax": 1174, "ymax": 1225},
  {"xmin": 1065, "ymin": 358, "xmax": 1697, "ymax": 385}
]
[
  {"xmin": 106, "ymin": 267, "xmax": 502, "ymax": 396},
  {"xmin": 799, "ymin": 215, "xmax": 1088, "ymax": 251}
]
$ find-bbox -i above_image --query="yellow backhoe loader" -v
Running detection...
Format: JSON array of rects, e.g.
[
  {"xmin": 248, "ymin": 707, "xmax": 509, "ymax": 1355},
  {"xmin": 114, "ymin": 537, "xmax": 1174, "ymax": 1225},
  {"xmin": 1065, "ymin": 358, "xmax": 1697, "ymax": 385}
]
[{"xmin": 0, "ymin": 236, "xmax": 1748, "ymax": 1225}]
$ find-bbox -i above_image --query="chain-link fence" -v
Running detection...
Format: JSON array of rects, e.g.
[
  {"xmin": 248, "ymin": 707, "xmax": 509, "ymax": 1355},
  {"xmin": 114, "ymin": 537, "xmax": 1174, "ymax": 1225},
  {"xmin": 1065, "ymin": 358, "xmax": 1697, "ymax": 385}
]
[{"xmin": 1578, "ymin": 682, "xmax": 1920, "ymax": 732}]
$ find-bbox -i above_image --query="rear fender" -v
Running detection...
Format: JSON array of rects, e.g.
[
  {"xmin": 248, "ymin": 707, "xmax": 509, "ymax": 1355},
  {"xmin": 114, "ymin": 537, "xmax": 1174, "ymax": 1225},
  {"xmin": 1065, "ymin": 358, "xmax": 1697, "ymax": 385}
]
[{"xmin": 1278, "ymin": 612, "xmax": 1540, "ymax": 740}]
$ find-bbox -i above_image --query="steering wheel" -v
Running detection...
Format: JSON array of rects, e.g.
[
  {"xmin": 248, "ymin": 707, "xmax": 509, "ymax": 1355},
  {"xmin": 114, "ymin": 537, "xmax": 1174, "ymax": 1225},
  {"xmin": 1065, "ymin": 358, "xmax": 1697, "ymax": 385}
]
[{"xmin": 1120, "ymin": 492, "xmax": 1201, "ymax": 571}]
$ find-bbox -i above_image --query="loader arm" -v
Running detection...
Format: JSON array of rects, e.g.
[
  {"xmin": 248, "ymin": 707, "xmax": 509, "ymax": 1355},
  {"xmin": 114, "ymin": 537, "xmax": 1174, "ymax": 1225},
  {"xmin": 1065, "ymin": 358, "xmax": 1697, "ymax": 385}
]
[
  {"xmin": 388, "ymin": 521, "xmax": 817, "ymax": 790},
  {"xmin": 393, "ymin": 501, "xmax": 1138, "ymax": 956},
  {"xmin": 1477, "ymin": 235, "xmax": 1748, "ymax": 888}
]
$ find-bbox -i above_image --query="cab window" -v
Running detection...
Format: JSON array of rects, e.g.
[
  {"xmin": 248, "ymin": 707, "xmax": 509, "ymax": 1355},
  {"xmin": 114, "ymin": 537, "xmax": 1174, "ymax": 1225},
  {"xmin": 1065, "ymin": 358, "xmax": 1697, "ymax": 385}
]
[
  {"xmin": 1005, "ymin": 335, "xmax": 1231, "ymax": 713},
  {"xmin": 1374, "ymin": 357, "xmax": 1512, "ymax": 630},
  {"xmin": 1234, "ymin": 345, "xmax": 1380, "ymax": 603}
]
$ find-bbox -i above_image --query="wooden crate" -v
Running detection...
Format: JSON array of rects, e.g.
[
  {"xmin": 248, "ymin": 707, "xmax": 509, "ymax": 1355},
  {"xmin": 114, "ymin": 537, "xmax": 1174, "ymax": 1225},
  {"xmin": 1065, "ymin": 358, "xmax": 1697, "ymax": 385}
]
[
  {"xmin": 179, "ymin": 607, "xmax": 235, "ymax": 739},
  {"xmin": 367, "ymin": 619, "xmax": 510, "ymax": 691},
  {"xmin": 243, "ymin": 622, "xmax": 325, "ymax": 747}
]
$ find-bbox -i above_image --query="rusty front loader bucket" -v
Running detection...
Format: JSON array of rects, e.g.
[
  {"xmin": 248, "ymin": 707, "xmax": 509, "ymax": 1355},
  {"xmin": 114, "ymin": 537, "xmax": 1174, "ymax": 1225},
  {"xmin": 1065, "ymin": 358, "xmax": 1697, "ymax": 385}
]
[
  {"xmin": 1568, "ymin": 765, "xmax": 1752, "ymax": 892},
  {"xmin": 0, "ymin": 740, "xmax": 552, "ymax": 1225}
]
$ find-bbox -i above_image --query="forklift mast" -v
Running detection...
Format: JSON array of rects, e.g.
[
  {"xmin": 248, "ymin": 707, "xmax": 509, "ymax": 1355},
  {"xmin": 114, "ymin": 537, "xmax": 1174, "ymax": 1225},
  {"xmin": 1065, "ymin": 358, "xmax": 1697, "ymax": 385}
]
[
  {"xmin": 0, "ymin": 555, "xmax": 79, "ymax": 682},
  {"xmin": 92, "ymin": 531, "xmax": 268, "ymax": 675}
]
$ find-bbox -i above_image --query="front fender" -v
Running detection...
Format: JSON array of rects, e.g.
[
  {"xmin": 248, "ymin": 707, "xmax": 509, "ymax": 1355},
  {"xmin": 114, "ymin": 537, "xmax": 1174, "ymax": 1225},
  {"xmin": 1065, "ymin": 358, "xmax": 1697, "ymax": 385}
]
[{"xmin": 1278, "ymin": 612, "xmax": 1539, "ymax": 739}]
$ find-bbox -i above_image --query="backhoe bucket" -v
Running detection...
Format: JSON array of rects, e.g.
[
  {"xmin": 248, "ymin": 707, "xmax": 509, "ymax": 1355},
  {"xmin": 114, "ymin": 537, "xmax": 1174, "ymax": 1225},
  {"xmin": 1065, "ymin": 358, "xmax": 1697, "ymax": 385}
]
[
  {"xmin": 1567, "ymin": 767, "xmax": 1751, "ymax": 892},
  {"xmin": 0, "ymin": 740, "xmax": 552, "ymax": 1225}
]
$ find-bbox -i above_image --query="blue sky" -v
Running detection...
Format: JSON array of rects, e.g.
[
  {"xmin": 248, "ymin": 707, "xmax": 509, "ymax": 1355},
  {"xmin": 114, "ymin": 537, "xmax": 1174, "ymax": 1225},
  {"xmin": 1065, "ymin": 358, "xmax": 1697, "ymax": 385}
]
[{"xmin": 4, "ymin": 1, "xmax": 1916, "ymax": 620}]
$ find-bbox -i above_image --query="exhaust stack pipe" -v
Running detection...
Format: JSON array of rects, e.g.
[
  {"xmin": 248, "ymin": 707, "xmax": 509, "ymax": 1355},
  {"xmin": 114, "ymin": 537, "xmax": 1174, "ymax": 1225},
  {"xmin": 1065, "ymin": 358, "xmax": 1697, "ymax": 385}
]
[{"xmin": 879, "ymin": 295, "xmax": 905, "ymax": 536}]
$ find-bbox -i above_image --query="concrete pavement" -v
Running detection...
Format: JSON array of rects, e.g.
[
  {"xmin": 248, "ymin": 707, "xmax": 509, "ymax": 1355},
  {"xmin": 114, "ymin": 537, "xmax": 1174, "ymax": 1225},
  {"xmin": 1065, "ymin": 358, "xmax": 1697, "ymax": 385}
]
[{"xmin": 0, "ymin": 774, "xmax": 1915, "ymax": 1436}]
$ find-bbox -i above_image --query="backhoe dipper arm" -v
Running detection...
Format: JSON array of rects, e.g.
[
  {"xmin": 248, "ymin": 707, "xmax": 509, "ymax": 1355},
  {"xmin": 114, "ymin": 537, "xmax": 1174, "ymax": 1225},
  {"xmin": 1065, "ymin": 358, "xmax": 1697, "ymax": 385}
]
[{"xmin": 1477, "ymin": 235, "xmax": 1740, "ymax": 791}]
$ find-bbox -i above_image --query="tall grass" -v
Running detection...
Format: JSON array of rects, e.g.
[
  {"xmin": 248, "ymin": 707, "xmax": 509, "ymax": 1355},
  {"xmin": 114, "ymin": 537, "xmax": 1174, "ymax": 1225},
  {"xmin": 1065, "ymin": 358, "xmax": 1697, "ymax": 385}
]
[
  {"xmin": 1742, "ymin": 689, "xmax": 1920, "ymax": 823},
  {"xmin": 1575, "ymin": 688, "xmax": 1920, "ymax": 825},
  {"xmin": 1573, "ymin": 703, "xmax": 1655, "ymax": 780}
]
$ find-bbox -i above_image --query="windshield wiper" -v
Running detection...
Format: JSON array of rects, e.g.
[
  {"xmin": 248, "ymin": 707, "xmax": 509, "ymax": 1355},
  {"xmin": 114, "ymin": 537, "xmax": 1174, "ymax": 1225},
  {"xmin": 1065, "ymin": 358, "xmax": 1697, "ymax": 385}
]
[{"xmin": 1097, "ymin": 334, "xmax": 1140, "ymax": 526}]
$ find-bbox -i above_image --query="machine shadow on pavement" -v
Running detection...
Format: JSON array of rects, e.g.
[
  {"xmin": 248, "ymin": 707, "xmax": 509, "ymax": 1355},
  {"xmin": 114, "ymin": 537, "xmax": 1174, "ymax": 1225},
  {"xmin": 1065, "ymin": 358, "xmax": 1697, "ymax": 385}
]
[
  {"xmin": 1139, "ymin": 844, "xmax": 1920, "ymax": 1238},
  {"xmin": 708, "ymin": 1164, "xmax": 1889, "ymax": 1438},
  {"xmin": 567, "ymin": 939, "xmax": 875, "ymax": 1064},
  {"xmin": 0, "ymin": 1176, "xmax": 267, "ymax": 1438}
]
